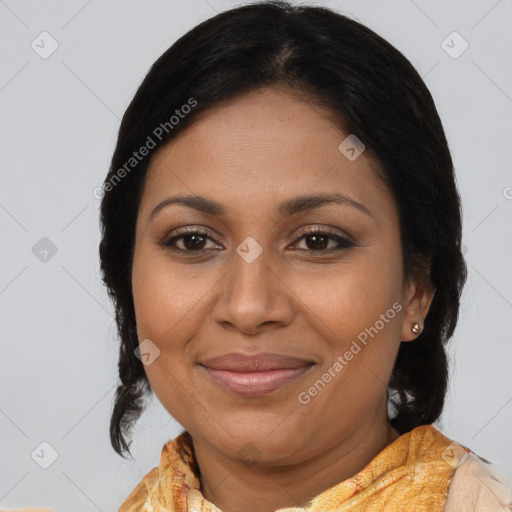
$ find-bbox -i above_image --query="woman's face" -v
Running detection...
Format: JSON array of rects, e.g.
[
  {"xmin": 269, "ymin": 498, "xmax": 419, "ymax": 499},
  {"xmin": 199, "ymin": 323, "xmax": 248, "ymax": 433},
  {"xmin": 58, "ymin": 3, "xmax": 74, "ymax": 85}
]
[{"xmin": 131, "ymin": 87, "xmax": 432, "ymax": 465}]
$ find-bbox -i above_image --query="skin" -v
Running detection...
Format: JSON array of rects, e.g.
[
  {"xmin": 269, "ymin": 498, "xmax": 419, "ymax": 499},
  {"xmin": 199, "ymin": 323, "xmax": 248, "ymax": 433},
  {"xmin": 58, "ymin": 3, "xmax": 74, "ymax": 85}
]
[{"xmin": 131, "ymin": 86, "xmax": 435, "ymax": 512}]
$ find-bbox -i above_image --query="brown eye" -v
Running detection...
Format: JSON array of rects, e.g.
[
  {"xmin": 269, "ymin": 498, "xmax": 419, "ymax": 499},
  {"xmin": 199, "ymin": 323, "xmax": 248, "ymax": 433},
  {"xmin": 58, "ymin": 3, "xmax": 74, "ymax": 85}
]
[
  {"xmin": 160, "ymin": 229, "xmax": 221, "ymax": 253},
  {"xmin": 179, "ymin": 233, "xmax": 208, "ymax": 251},
  {"xmin": 292, "ymin": 228, "xmax": 355, "ymax": 254},
  {"xmin": 303, "ymin": 233, "xmax": 330, "ymax": 250}
]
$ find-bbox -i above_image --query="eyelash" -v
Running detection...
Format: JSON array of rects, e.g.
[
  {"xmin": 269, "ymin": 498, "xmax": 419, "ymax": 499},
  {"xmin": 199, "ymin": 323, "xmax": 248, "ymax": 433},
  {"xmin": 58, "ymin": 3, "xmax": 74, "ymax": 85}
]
[{"xmin": 159, "ymin": 226, "xmax": 355, "ymax": 256}]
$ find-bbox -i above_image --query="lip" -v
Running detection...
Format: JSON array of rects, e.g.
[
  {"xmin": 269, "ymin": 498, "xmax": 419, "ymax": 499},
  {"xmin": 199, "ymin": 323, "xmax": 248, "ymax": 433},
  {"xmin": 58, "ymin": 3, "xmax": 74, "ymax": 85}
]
[
  {"xmin": 201, "ymin": 366, "xmax": 314, "ymax": 396},
  {"xmin": 199, "ymin": 352, "xmax": 315, "ymax": 397},
  {"xmin": 200, "ymin": 352, "xmax": 314, "ymax": 371}
]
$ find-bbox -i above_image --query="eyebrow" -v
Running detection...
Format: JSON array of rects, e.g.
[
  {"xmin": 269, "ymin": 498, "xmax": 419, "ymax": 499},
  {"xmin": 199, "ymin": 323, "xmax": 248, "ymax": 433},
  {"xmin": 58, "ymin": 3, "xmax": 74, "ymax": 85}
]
[{"xmin": 148, "ymin": 192, "xmax": 373, "ymax": 224}]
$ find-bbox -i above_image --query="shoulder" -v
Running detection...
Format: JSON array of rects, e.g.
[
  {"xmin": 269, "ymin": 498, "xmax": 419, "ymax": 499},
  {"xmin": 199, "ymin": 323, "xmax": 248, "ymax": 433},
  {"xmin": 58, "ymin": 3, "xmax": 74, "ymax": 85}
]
[
  {"xmin": 445, "ymin": 452, "xmax": 512, "ymax": 512},
  {"xmin": 118, "ymin": 466, "xmax": 160, "ymax": 512}
]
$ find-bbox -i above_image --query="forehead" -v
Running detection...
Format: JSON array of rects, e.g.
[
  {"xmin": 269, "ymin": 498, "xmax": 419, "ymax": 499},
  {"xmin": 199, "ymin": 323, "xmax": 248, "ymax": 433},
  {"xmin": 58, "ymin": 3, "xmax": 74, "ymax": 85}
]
[{"xmin": 141, "ymin": 87, "xmax": 392, "ymax": 220}]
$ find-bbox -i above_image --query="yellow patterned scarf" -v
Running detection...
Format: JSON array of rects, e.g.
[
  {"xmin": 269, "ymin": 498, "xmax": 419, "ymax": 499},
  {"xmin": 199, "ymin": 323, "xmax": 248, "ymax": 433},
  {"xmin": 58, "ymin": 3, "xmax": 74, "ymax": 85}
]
[{"xmin": 119, "ymin": 424, "xmax": 469, "ymax": 512}]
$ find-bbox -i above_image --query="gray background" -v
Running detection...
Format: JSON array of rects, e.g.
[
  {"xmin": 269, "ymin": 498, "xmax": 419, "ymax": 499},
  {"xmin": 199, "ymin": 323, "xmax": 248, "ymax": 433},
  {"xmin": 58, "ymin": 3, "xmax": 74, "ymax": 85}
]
[{"xmin": 1, "ymin": 0, "xmax": 511, "ymax": 510}]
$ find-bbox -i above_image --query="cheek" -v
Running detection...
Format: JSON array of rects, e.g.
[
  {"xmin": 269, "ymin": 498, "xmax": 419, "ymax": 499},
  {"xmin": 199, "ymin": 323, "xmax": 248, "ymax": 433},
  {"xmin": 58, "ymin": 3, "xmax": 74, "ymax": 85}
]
[
  {"xmin": 292, "ymin": 253, "xmax": 403, "ymax": 342},
  {"xmin": 131, "ymin": 248, "xmax": 204, "ymax": 422},
  {"xmin": 289, "ymin": 252, "xmax": 403, "ymax": 406},
  {"xmin": 132, "ymin": 243, "xmax": 209, "ymax": 344},
  {"xmin": 130, "ymin": 245, "xmax": 219, "ymax": 406}
]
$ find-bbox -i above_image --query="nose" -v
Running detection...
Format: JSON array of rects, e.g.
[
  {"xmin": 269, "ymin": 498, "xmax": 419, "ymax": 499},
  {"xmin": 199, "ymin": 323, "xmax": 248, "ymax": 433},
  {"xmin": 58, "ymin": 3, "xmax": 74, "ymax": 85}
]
[{"xmin": 211, "ymin": 246, "xmax": 295, "ymax": 335}]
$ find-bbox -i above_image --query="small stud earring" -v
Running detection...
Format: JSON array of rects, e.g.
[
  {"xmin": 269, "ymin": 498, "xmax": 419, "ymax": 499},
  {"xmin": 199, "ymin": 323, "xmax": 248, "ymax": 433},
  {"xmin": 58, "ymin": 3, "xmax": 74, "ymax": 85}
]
[{"xmin": 411, "ymin": 323, "xmax": 422, "ymax": 335}]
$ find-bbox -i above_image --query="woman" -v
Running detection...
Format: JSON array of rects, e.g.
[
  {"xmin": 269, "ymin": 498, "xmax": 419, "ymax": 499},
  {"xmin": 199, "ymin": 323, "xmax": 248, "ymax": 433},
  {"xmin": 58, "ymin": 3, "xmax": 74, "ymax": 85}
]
[{"xmin": 97, "ymin": 2, "xmax": 511, "ymax": 511}]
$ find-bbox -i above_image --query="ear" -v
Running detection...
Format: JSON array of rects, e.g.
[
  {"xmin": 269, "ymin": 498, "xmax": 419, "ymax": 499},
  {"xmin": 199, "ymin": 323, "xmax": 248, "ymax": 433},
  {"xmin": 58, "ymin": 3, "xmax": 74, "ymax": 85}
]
[{"xmin": 400, "ymin": 256, "xmax": 436, "ymax": 342}]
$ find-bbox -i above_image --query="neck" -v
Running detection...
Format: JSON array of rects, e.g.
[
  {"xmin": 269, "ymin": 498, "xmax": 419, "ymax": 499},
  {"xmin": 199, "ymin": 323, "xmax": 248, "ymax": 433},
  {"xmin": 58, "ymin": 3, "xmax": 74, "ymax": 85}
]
[{"xmin": 191, "ymin": 412, "xmax": 401, "ymax": 512}]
